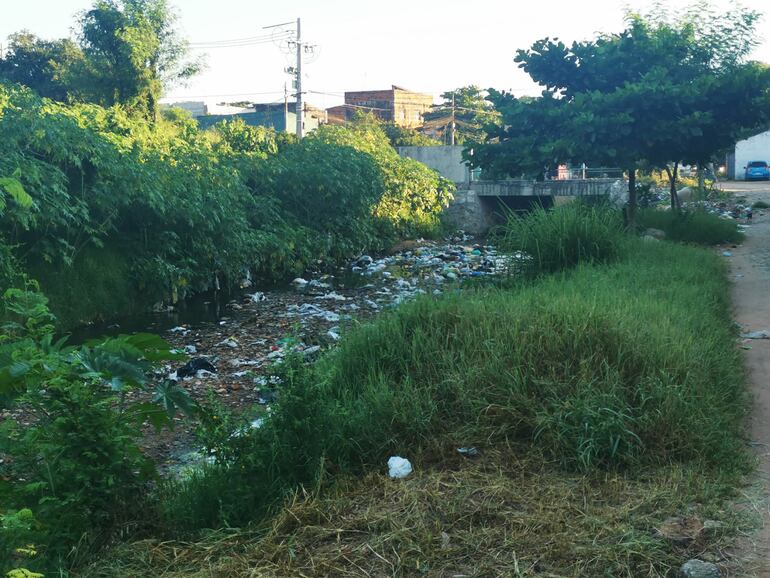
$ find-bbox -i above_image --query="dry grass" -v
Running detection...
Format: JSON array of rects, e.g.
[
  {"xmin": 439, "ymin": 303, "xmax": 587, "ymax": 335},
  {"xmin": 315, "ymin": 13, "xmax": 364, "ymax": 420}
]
[{"xmin": 81, "ymin": 444, "xmax": 747, "ymax": 578}]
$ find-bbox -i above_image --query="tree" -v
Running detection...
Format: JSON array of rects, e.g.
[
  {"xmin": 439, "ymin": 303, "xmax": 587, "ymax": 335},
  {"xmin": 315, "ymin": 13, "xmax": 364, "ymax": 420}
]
[
  {"xmin": 0, "ymin": 32, "xmax": 84, "ymax": 102},
  {"xmin": 423, "ymin": 86, "xmax": 500, "ymax": 145},
  {"xmin": 469, "ymin": 3, "xmax": 770, "ymax": 222},
  {"xmin": 77, "ymin": 0, "xmax": 202, "ymax": 120},
  {"xmin": 381, "ymin": 122, "xmax": 441, "ymax": 147},
  {"xmin": 470, "ymin": 92, "xmax": 576, "ymax": 180}
]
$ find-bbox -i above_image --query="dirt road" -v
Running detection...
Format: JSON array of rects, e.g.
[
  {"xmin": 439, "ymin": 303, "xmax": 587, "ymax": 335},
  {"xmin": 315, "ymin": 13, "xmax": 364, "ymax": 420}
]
[{"xmin": 725, "ymin": 180, "xmax": 770, "ymax": 576}]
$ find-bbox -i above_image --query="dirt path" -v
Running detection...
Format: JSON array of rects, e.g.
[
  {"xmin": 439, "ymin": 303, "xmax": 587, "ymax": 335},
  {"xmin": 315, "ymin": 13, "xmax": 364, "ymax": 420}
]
[{"xmin": 724, "ymin": 181, "xmax": 770, "ymax": 576}]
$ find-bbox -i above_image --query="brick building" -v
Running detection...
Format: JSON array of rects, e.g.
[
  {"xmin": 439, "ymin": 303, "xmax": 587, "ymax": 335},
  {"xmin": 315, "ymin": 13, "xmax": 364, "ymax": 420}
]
[{"xmin": 327, "ymin": 85, "xmax": 433, "ymax": 128}]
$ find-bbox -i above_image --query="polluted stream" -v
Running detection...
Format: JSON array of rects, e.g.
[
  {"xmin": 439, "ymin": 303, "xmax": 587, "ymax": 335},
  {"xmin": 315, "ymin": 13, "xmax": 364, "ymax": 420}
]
[
  {"xmin": 113, "ymin": 196, "xmax": 755, "ymax": 477},
  {"xmin": 84, "ymin": 234, "xmax": 520, "ymax": 477}
]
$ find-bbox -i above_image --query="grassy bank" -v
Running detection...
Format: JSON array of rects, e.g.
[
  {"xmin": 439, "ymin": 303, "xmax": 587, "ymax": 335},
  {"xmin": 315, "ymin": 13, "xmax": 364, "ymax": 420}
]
[
  {"xmin": 80, "ymin": 238, "xmax": 748, "ymax": 576},
  {"xmin": 637, "ymin": 207, "xmax": 744, "ymax": 245}
]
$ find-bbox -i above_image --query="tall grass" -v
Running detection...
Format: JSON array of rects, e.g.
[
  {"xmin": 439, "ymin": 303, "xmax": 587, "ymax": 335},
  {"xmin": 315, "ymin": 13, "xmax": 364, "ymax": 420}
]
[
  {"xmin": 637, "ymin": 208, "xmax": 744, "ymax": 245},
  {"xmin": 159, "ymin": 240, "xmax": 746, "ymax": 534},
  {"xmin": 497, "ymin": 202, "xmax": 628, "ymax": 273}
]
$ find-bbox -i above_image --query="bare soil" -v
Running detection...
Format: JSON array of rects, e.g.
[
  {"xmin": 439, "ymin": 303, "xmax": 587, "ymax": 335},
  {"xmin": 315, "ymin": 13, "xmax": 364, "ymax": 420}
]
[{"xmin": 723, "ymin": 180, "xmax": 770, "ymax": 577}]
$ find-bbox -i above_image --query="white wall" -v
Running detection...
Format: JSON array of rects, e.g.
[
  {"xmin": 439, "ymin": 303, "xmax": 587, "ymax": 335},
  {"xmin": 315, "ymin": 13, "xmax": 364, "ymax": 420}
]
[{"xmin": 734, "ymin": 130, "xmax": 770, "ymax": 180}]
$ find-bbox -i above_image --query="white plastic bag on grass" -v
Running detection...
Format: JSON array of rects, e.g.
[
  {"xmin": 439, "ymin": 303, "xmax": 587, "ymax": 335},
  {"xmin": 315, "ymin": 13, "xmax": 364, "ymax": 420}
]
[{"xmin": 388, "ymin": 456, "xmax": 413, "ymax": 479}]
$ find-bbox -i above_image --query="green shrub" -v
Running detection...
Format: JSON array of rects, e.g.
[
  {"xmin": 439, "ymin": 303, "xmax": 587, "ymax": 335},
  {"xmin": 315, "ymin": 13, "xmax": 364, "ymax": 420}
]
[
  {"xmin": 637, "ymin": 208, "xmax": 744, "ymax": 245},
  {"xmin": 497, "ymin": 202, "xmax": 628, "ymax": 273},
  {"xmin": 161, "ymin": 241, "xmax": 746, "ymax": 534},
  {"xmin": 753, "ymin": 200, "xmax": 770, "ymax": 209},
  {"xmin": 0, "ymin": 83, "xmax": 452, "ymax": 328},
  {"xmin": 0, "ymin": 288, "xmax": 197, "ymax": 573}
]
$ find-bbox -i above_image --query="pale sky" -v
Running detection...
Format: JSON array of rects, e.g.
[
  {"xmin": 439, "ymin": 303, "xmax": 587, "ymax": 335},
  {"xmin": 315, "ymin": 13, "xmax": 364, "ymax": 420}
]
[{"xmin": 1, "ymin": 0, "xmax": 768, "ymax": 109}]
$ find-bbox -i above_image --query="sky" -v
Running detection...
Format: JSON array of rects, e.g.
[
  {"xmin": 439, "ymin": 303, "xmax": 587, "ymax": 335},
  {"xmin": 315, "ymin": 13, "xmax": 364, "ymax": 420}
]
[{"xmin": 1, "ymin": 0, "xmax": 769, "ymax": 109}]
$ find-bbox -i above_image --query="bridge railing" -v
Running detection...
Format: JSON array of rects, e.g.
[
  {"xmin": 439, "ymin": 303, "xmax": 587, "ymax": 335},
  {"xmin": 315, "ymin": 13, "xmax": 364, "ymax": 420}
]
[{"xmin": 469, "ymin": 178, "xmax": 620, "ymax": 197}]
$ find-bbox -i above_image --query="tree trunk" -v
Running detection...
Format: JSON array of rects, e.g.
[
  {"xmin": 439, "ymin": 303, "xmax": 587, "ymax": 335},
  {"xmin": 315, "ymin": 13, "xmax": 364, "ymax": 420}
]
[
  {"xmin": 665, "ymin": 163, "xmax": 680, "ymax": 211},
  {"xmin": 697, "ymin": 162, "xmax": 705, "ymax": 192},
  {"xmin": 627, "ymin": 167, "xmax": 637, "ymax": 227}
]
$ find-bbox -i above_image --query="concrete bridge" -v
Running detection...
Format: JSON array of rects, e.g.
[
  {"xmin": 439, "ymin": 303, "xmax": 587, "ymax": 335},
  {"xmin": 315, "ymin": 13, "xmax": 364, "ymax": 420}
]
[
  {"xmin": 397, "ymin": 146, "xmax": 621, "ymax": 234},
  {"xmin": 448, "ymin": 179, "xmax": 619, "ymax": 234}
]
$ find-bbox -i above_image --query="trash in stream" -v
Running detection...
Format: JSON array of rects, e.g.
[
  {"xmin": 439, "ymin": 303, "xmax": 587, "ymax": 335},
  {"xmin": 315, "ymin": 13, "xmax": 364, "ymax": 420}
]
[
  {"xmin": 256, "ymin": 388, "xmax": 279, "ymax": 405},
  {"xmin": 144, "ymin": 232, "xmax": 522, "ymax": 476},
  {"xmin": 175, "ymin": 358, "xmax": 217, "ymax": 379},
  {"xmin": 285, "ymin": 303, "xmax": 342, "ymax": 323},
  {"xmin": 216, "ymin": 337, "xmax": 239, "ymax": 349}
]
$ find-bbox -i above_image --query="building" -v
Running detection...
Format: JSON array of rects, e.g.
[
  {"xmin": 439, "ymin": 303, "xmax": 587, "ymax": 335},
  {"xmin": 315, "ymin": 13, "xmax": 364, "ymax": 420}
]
[
  {"xmin": 327, "ymin": 86, "xmax": 433, "ymax": 128},
  {"xmin": 194, "ymin": 102, "xmax": 325, "ymax": 134},
  {"xmin": 727, "ymin": 129, "xmax": 770, "ymax": 179},
  {"xmin": 163, "ymin": 101, "xmax": 206, "ymax": 117}
]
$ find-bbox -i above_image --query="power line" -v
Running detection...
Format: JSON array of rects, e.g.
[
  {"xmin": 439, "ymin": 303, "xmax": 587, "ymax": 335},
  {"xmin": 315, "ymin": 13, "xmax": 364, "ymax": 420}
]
[
  {"xmin": 189, "ymin": 32, "xmax": 293, "ymax": 49},
  {"xmin": 189, "ymin": 32, "xmax": 288, "ymax": 46},
  {"xmin": 189, "ymin": 37, "xmax": 292, "ymax": 50},
  {"xmin": 163, "ymin": 90, "xmax": 286, "ymax": 100}
]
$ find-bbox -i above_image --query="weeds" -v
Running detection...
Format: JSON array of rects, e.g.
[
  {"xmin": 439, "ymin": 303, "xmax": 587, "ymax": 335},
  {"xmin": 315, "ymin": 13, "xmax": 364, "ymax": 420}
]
[
  {"xmin": 496, "ymin": 203, "xmax": 628, "ymax": 273},
  {"xmin": 752, "ymin": 200, "xmax": 770, "ymax": 209},
  {"xmin": 637, "ymin": 208, "xmax": 744, "ymax": 245}
]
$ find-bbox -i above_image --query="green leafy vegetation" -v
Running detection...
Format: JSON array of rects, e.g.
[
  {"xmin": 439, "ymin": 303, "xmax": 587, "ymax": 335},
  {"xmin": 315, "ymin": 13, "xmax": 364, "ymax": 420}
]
[
  {"xmin": 0, "ymin": 83, "xmax": 452, "ymax": 327},
  {"xmin": 469, "ymin": 3, "xmax": 770, "ymax": 218},
  {"xmin": 423, "ymin": 85, "xmax": 500, "ymax": 145},
  {"xmin": 637, "ymin": 208, "xmax": 745, "ymax": 245},
  {"xmin": 0, "ymin": 0, "xmax": 201, "ymax": 121},
  {"xmin": 497, "ymin": 202, "xmax": 629, "ymax": 273},
  {"xmin": 0, "ymin": 287, "xmax": 194, "ymax": 574}
]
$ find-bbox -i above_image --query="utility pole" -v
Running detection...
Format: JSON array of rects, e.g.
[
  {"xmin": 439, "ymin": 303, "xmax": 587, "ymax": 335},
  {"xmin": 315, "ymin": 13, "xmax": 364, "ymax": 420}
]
[
  {"xmin": 265, "ymin": 18, "xmax": 314, "ymax": 138},
  {"xmin": 283, "ymin": 82, "xmax": 289, "ymax": 132},
  {"xmin": 295, "ymin": 17, "xmax": 303, "ymax": 139},
  {"xmin": 450, "ymin": 92, "xmax": 456, "ymax": 146}
]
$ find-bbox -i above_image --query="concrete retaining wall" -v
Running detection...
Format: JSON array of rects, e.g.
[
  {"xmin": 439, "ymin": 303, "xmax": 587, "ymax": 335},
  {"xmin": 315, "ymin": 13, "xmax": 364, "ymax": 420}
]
[{"xmin": 397, "ymin": 145, "xmax": 470, "ymax": 184}]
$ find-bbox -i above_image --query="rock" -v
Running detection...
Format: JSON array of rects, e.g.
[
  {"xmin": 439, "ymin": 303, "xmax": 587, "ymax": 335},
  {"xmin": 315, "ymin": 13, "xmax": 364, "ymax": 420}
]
[
  {"xmin": 680, "ymin": 559, "xmax": 721, "ymax": 578},
  {"xmin": 678, "ymin": 186, "xmax": 694, "ymax": 202},
  {"xmin": 608, "ymin": 179, "xmax": 629, "ymax": 208},
  {"xmin": 644, "ymin": 228, "xmax": 667, "ymax": 240}
]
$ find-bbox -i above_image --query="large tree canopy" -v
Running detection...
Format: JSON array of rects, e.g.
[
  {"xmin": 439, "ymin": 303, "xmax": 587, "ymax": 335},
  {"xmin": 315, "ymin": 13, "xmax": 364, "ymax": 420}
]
[
  {"xmin": 0, "ymin": 0, "xmax": 201, "ymax": 120},
  {"xmin": 469, "ymin": 3, "xmax": 770, "ymax": 218},
  {"xmin": 0, "ymin": 32, "xmax": 84, "ymax": 103}
]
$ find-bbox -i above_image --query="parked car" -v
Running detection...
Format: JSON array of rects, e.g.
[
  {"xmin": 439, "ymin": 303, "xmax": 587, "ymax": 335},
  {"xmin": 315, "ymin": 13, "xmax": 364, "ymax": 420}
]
[{"xmin": 745, "ymin": 160, "xmax": 770, "ymax": 181}]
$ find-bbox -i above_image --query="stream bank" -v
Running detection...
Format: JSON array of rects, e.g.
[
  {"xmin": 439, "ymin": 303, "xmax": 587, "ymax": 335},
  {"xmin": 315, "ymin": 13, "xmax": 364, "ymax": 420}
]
[{"xmin": 115, "ymin": 234, "xmax": 517, "ymax": 473}]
